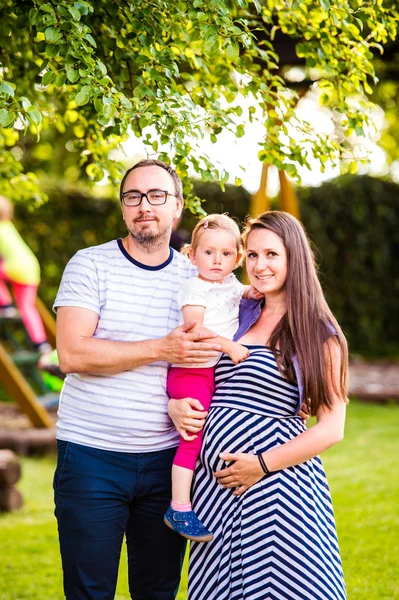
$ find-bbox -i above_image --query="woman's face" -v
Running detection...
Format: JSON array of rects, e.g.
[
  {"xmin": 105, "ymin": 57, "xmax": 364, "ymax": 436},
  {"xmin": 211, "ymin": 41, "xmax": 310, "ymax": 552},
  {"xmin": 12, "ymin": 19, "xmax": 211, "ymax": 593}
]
[{"xmin": 245, "ymin": 228, "xmax": 288, "ymax": 296}]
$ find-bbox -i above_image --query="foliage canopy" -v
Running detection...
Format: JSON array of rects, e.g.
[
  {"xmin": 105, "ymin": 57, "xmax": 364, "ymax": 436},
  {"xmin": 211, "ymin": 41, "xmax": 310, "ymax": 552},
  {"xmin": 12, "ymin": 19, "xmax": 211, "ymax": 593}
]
[{"xmin": 0, "ymin": 0, "xmax": 398, "ymax": 207}]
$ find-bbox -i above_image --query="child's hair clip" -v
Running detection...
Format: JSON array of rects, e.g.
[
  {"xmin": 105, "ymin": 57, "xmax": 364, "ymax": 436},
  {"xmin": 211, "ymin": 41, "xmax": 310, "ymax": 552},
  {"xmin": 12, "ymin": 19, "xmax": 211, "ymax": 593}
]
[{"xmin": 203, "ymin": 221, "xmax": 209, "ymax": 229}]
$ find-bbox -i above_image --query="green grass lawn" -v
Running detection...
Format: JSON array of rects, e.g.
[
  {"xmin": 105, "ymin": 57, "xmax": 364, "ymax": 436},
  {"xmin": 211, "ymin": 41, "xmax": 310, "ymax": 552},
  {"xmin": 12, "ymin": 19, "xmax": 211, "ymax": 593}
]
[{"xmin": 0, "ymin": 401, "xmax": 398, "ymax": 600}]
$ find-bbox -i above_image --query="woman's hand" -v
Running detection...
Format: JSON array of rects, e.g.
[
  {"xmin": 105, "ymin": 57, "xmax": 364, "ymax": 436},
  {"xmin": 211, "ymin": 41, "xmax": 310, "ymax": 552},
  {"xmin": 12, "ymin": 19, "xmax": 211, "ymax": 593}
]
[
  {"xmin": 168, "ymin": 398, "xmax": 208, "ymax": 441},
  {"xmin": 298, "ymin": 402, "xmax": 310, "ymax": 423},
  {"xmin": 214, "ymin": 452, "xmax": 265, "ymax": 497}
]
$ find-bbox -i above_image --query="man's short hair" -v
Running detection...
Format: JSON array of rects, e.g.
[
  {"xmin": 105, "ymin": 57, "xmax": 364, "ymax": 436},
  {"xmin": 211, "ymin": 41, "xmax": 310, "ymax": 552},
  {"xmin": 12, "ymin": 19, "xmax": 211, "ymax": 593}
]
[{"xmin": 119, "ymin": 159, "xmax": 183, "ymax": 201}]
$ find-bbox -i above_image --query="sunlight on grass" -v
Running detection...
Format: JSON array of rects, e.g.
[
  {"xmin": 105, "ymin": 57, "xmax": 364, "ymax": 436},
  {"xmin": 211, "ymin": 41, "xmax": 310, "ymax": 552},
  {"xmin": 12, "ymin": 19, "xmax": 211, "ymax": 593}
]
[{"xmin": 0, "ymin": 401, "xmax": 398, "ymax": 600}]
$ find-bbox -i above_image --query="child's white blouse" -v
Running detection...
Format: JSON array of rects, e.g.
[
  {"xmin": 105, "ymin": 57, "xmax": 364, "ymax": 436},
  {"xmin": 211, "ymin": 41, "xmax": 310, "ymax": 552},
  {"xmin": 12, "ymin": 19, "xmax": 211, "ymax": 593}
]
[{"xmin": 175, "ymin": 273, "xmax": 245, "ymax": 368}]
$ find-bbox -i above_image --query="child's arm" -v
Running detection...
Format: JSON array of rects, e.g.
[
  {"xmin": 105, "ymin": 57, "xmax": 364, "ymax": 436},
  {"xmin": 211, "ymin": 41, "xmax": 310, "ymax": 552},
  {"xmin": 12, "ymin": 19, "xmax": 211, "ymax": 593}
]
[
  {"xmin": 182, "ymin": 305, "xmax": 206, "ymax": 332},
  {"xmin": 216, "ymin": 336, "xmax": 249, "ymax": 364},
  {"xmin": 182, "ymin": 305, "xmax": 249, "ymax": 365}
]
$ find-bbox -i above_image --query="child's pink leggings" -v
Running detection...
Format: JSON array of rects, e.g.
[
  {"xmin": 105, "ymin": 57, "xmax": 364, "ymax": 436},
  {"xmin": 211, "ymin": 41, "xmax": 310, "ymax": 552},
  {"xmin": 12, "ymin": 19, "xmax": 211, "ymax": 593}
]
[
  {"xmin": 0, "ymin": 269, "xmax": 47, "ymax": 345},
  {"xmin": 167, "ymin": 366, "xmax": 215, "ymax": 471}
]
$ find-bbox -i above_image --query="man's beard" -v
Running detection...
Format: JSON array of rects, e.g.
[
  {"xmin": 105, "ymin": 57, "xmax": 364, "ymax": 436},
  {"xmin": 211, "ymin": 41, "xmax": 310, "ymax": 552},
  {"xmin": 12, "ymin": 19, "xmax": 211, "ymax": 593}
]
[{"xmin": 128, "ymin": 220, "xmax": 172, "ymax": 251}]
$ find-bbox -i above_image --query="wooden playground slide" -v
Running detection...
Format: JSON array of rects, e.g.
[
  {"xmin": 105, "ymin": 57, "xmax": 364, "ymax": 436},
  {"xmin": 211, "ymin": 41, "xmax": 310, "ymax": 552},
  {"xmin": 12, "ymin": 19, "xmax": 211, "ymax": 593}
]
[{"xmin": 0, "ymin": 298, "xmax": 56, "ymax": 429}]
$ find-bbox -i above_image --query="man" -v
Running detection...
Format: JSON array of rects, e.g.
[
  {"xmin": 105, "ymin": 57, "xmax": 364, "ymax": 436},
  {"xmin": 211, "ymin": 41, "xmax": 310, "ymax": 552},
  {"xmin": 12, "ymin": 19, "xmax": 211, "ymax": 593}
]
[{"xmin": 53, "ymin": 159, "xmax": 220, "ymax": 600}]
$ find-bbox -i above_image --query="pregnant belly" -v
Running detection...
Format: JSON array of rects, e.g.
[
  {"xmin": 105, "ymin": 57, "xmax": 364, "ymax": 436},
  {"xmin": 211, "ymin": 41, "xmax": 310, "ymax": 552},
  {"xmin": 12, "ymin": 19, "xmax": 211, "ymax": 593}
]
[{"xmin": 199, "ymin": 406, "xmax": 306, "ymax": 476}]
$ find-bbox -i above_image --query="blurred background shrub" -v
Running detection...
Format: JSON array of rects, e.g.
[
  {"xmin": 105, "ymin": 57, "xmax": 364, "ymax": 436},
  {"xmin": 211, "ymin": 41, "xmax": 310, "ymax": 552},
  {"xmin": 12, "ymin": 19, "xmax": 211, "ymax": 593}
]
[{"xmin": 13, "ymin": 175, "xmax": 398, "ymax": 359}]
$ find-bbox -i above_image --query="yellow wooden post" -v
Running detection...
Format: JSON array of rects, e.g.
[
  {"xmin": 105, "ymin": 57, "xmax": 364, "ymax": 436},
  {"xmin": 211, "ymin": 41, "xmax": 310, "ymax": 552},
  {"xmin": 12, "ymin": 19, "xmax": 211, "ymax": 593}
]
[
  {"xmin": 250, "ymin": 163, "xmax": 271, "ymax": 217},
  {"xmin": 35, "ymin": 296, "xmax": 56, "ymax": 347},
  {"xmin": 278, "ymin": 170, "xmax": 300, "ymax": 219},
  {"xmin": 0, "ymin": 343, "xmax": 53, "ymax": 429}
]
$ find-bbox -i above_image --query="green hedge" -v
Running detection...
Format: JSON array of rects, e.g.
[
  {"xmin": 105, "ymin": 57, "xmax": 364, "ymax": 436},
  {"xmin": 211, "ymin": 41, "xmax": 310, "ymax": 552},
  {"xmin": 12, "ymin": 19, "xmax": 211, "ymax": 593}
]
[
  {"xmin": 13, "ymin": 176, "xmax": 398, "ymax": 358},
  {"xmin": 14, "ymin": 187, "xmax": 125, "ymax": 306},
  {"xmin": 299, "ymin": 175, "xmax": 399, "ymax": 358}
]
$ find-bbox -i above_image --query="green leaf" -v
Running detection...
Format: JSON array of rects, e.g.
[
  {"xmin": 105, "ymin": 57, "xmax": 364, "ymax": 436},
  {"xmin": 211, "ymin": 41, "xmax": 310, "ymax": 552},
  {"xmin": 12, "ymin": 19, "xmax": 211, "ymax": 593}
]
[
  {"xmin": 0, "ymin": 109, "xmax": 15, "ymax": 128},
  {"xmin": 68, "ymin": 6, "xmax": 81, "ymax": 20},
  {"xmin": 66, "ymin": 67, "xmax": 80, "ymax": 83},
  {"xmin": 94, "ymin": 97, "xmax": 103, "ymax": 113},
  {"xmin": 134, "ymin": 84, "xmax": 149, "ymax": 100},
  {"xmin": 42, "ymin": 70, "xmax": 56, "ymax": 86},
  {"xmin": 320, "ymin": 0, "xmax": 330, "ymax": 10},
  {"xmin": 236, "ymin": 124, "xmax": 245, "ymax": 138},
  {"xmin": 19, "ymin": 96, "xmax": 31, "ymax": 110},
  {"xmin": 120, "ymin": 96, "xmax": 132, "ymax": 109},
  {"xmin": 40, "ymin": 3, "xmax": 55, "ymax": 14},
  {"xmin": 27, "ymin": 106, "xmax": 42, "ymax": 125},
  {"xmin": 45, "ymin": 44, "xmax": 59, "ymax": 58},
  {"xmin": 86, "ymin": 164, "xmax": 104, "ymax": 181},
  {"xmin": 103, "ymin": 104, "xmax": 116, "ymax": 119},
  {"xmin": 0, "ymin": 81, "xmax": 16, "ymax": 98},
  {"xmin": 204, "ymin": 36, "xmax": 219, "ymax": 55},
  {"xmin": 54, "ymin": 72, "xmax": 67, "ymax": 87},
  {"xmin": 85, "ymin": 34, "xmax": 97, "ymax": 47},
  {"xmin": 45, "ymin": 26, "xmax": 62, "ymax": 43},
  {"xmin": 29, "ymin": 8, "xmax": 39, "ymax": 25},
  {"xmin": 354, "ymin": 17, "xmax": 363, "ymax": 31},
  {"xmin": 75, "ymin": 86, "xmax": 91, "ymax": 106},
  {"xmin": 225, "ymin": 43, "xmax": 239, "ymax": 62},
  {"xmin": 97, "ymin": 60, "xmax": 107, "ymax": 75}
]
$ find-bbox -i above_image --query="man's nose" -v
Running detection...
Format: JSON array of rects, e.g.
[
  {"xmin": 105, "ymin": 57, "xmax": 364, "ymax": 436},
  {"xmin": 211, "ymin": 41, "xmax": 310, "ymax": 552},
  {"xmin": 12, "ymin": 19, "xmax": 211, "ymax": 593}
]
[{"xmin": 138, "ymin": 196, "xmax": 152, "ymax": 211}]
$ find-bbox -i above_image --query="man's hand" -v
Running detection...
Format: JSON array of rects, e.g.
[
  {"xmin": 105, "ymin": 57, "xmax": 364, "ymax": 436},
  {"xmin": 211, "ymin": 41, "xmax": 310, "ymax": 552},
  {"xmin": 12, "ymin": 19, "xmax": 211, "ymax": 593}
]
[
  {"xmin": 168, "ymin": 398, "xmax": 208, "ymax": 441},
  {"xmin": 215, "ymin": 452, "xmax": 264, "ymax": 496},
  {"xmin": 159, "ymin": 322, "xmax": 222, "ymax": 364}
]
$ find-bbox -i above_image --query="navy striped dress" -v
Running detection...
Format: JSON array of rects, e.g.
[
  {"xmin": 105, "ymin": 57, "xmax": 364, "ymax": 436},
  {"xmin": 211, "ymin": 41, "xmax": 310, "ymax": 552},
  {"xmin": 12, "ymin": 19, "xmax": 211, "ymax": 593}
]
[{"xmin": 189, "ymin": 346, "xmax": 346, "ymax": 600}]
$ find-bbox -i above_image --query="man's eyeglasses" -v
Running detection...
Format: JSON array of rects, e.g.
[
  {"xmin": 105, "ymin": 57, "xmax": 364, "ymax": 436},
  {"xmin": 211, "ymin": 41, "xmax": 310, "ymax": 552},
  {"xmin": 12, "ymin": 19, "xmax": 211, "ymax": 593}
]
[{"xmin": 121, "ymin": 189, "xmax": 178, "ymax": 207}]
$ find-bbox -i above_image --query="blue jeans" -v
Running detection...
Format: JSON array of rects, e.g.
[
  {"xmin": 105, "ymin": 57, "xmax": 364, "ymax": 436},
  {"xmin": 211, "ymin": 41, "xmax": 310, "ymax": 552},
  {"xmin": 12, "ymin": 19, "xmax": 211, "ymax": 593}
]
[{"xmin": 54, "ymin": 441, "xmax": 186, "ymax": 600}]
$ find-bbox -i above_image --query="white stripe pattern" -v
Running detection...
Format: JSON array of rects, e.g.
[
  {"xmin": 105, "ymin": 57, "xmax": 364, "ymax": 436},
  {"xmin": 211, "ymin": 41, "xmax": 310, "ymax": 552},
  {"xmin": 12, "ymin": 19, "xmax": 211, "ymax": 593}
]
[
  {"xmin": 189, "ymin": 346, "xmax": 346, "ymax": 600},
  {"xmin": 53, "ymin": 239, "xmax": 197, "ymax": 452}
]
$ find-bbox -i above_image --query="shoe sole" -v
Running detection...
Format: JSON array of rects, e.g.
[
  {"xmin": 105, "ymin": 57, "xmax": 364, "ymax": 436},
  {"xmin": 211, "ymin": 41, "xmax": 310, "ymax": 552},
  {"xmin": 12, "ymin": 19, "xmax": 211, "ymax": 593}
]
[{"xmin": 164, "ymin": 518, "xmax": 214, "ymax": 543}]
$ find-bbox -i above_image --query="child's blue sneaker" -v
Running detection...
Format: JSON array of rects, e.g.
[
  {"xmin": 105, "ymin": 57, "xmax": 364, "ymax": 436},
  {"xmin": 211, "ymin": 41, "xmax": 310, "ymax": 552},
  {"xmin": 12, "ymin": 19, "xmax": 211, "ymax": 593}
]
[{"xmin": 164, "ymin": 506, "xmax": 213, "ymax": 542}]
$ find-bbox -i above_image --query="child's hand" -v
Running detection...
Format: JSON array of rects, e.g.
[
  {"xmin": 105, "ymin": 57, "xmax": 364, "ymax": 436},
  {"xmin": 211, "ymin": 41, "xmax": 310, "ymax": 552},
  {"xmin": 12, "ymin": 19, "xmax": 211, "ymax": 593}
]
[
  {"xmin": 247, "ymin": 285, "xmax": 264, "ymax": 300},
  {"xmin": 228, "ymin": 343, "xmax": 249, "ymax": 365}
]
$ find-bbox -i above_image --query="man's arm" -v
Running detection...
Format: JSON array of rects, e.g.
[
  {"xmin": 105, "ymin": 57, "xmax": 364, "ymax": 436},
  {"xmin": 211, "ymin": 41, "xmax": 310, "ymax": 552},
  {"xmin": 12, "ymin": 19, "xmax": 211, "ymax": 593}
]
[{"xmin": 56, "ymin": 306, "xmax": 222, "ymax": 374}]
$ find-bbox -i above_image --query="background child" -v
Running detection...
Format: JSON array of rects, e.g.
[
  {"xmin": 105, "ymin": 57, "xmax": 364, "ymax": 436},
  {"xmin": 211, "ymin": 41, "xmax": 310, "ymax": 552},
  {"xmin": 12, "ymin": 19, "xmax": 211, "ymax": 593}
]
[
  {"xmin": 0, "ymin": 195, "xmax": 51, "ymax": 355},
  {"xmin": 164, "ymin": 214, "xmax": 261, "ymax": 542}
]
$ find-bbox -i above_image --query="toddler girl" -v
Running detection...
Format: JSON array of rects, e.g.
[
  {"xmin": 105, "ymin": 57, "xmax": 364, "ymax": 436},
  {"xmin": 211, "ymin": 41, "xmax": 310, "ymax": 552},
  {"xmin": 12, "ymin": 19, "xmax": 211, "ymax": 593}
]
[
  {"xmin": 164, "ymin": 214, "xmax": 261, "ymax": 542},
  {"xmin": 0, "ymin": 195, "xmax": 51, "ymax": 355}
]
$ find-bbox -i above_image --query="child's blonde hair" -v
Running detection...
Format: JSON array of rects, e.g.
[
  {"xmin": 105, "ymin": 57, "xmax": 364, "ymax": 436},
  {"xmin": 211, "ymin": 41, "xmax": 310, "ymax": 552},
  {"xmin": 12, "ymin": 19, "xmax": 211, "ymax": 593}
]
[
  {"xmin": 182, "ymin": 213, "xmax": 243, "ymax": 265},
  {"xmin": 0, "ymin": 195, "xmax": 13, "ymax": 220}
]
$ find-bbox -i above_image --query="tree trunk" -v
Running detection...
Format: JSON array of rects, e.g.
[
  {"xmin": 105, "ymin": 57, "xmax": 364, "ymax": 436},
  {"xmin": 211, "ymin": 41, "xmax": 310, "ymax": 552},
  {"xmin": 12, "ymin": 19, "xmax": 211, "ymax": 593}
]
[
  {"xmin": 0, "ymin": 484, "xmax": 23, "ymax": 511},
  {"xmin": 0, "ymin": 449, "xmax": 21, "ymax": 485}
]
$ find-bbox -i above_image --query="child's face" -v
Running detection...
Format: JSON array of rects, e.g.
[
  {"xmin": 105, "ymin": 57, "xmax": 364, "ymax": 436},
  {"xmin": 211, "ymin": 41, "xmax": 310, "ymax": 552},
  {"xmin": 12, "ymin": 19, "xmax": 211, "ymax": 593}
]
[{"xmin": 190, "ymin": 229, "xmax": 241, "ymax": 284}]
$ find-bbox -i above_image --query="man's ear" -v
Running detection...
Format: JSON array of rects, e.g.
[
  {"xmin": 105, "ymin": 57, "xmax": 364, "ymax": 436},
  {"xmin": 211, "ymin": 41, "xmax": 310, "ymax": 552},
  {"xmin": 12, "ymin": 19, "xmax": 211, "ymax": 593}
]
[{"xmin": 175, "ymin": 198, "xmax": 183, "ymax": 220}]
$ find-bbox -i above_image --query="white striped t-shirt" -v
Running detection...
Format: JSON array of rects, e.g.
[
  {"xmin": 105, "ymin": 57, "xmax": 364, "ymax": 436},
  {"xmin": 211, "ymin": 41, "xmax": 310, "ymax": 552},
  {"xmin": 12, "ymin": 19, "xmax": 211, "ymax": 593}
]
[{"xmin": 53, "ymin": 239, "xmax": 197, "ymax": 452}]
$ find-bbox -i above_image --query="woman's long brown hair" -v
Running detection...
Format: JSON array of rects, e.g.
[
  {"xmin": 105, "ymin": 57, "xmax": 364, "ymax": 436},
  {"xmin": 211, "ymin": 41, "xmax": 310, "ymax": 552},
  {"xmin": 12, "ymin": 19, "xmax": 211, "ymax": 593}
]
[{"xmin": 242, "ymin": 211, "xmax": 348, "ymax": 415}]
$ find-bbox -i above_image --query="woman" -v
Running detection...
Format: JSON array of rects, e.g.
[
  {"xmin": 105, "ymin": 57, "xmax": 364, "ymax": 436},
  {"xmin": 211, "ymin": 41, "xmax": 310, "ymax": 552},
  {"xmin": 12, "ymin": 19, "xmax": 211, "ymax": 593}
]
[{"xmin": 169, "ymin": 211, "xmax": 348, "ymax": 600}]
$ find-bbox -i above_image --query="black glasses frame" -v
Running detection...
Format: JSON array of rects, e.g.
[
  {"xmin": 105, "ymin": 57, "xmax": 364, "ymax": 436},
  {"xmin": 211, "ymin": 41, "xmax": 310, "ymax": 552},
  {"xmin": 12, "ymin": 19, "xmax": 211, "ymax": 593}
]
[{"xmin": 121, "ymin": 189, "xmax": 178, "ymax": 207}]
